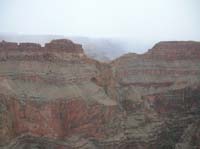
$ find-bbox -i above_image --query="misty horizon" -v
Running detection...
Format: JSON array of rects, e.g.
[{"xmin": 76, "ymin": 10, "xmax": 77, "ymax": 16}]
[
  {"xmin": 1, "ymin": 0, "xmax": 200, "ymax": 40},
  {"xmin": 0, "ymin": 0, "xmax": 200, "ymax": 55}
]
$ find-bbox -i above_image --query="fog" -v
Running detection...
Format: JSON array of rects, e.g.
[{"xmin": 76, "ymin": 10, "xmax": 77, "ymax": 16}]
[{"xmin": 0, "ymin": 0, "xmax": 200, "ymax": 53}]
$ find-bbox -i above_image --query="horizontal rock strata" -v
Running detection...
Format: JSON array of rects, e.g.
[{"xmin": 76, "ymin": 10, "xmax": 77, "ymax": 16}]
[{"xmin": 0, "ymin": 40, "xmax": 200, "ymax": 149}]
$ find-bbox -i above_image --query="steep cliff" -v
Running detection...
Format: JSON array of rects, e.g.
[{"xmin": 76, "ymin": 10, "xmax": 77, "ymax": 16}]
[
  {"xmin": 0, "ymin": 39, "xmax": 122, "ymax": 149},
  {"xmin": 0, "ymin": 40, "xmax": 200, "ymax": 149},
  {"xmin": 110, "ymin": 41, "xmax": 200, "ymax": 148}
]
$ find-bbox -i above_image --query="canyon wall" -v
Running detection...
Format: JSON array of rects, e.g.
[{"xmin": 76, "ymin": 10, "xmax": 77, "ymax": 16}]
[{"xmin": 0, "ymin": 40, "xmax": 200, "ymax": 149}]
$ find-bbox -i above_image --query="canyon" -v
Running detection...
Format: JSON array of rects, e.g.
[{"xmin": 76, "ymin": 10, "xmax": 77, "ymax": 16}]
[{"xmin": 0, "ymin": 39, "xmax": 200, "ymax": 149}]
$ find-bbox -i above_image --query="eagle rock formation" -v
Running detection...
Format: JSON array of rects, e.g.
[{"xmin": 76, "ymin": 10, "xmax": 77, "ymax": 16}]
[{"xmin": 0, "ymin": 40, "xmax": 199, "ymax": 149}]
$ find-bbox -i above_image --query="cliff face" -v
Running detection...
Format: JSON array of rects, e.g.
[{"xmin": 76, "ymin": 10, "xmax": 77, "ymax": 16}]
[
  {"xmin": 0, "ymin": 40, "xmax": 200, "ymax": 149},
  {"xmin": 146, "ymin": 41, "xmax": 200, "ymax": 60},
  {"xmin": 111, "ymin": 41, "xmax": 200, "ymax": 148},
  {"xmin": 0, "ymin": 39, "xmax": 122, "ymax": 148}
]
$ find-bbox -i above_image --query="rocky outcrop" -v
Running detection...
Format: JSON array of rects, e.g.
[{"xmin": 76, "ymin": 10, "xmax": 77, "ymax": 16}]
[
  {"xmin": 0, "ymin": 39, "xmax": 83, "ymax": 52},
  {"xmin": 146, "ymin": 41, "xmax": 200, "ymax": 60},
  {"xmin": 0, "ymin": 41, "xmax": 18, "ymax": 50},
  {"xmin": 0, "ymin": 40, "xmax": 200, "ymax": 149},
  {"xmin": 109, "ymin": 41, "xmax": 200, "ymax": 149},
  {"xmin": 45, "ymin": 39, "xmax": 84, "ymax": 53},
  {"xmin": 18, "ymin": 43, "xmax": 41, "ymax": 50},
  {"xmin": 0, "ymin": 39, "xmax": 85, "ymax": 63}
]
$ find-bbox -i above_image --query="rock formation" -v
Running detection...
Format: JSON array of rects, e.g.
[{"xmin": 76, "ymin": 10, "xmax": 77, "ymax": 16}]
[
  {"xmin": 0, "ymin": 40, "xmax": 199, "ymax": 149},
  {"xmin": 110, "ymin": 41, "xmax": 200, "ymax": 148},
  {"xmin": 0, "ymin": 34, "xmax": 129, "ymax": 62}
]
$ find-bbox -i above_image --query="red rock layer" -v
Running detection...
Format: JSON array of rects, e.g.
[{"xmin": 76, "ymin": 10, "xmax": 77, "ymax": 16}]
[{"xmin": 0, "ymin": 95, "xmax": 119, "ymax": 143}]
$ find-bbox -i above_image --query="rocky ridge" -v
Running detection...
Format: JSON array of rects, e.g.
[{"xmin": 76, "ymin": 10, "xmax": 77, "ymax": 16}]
[{"xmin": 0, "ymin": 40, "xmax": 200, "ymax": 149}]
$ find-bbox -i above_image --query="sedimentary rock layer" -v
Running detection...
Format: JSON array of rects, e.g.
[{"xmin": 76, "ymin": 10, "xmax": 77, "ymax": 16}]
[{"xmin": 0, "ymin": 40, "xmax": 200, "ymax": 149}]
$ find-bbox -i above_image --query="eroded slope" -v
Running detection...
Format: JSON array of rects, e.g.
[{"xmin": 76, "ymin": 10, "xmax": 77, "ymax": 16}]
[{"xmin": 0, "ymin": 40, "xmax": 200, "ymax": 149}]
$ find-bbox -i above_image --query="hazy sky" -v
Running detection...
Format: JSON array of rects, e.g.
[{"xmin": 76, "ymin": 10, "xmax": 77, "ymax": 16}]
[{"xmin": 0, "ymin": 0, "xmax": 200, "ymax": 42}]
